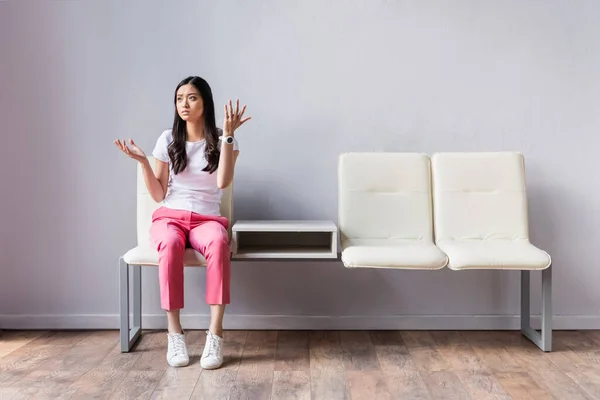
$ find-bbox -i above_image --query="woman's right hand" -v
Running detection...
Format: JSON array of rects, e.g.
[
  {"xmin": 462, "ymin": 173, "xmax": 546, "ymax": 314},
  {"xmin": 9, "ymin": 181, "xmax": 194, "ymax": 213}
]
[{"xmin": 115, "ymin": 138, "xmax": 147, "ymax": 163}]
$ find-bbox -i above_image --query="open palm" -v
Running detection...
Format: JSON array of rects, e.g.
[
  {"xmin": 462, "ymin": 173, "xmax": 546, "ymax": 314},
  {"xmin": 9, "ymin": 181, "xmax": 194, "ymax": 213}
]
[
  {"xmin": 114, "ymin": 139, "xmax": 146, "ymax": 162},
  {"xmin": 223, "ymin": 99, "xmax": 251, "ymax": 134}
]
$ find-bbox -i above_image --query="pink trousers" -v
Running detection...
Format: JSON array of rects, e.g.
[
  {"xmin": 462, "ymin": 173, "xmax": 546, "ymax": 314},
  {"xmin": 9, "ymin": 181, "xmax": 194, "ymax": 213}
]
[{"xmin": 150, "ymin": 206, "xmax": 231, "ymax": 310}]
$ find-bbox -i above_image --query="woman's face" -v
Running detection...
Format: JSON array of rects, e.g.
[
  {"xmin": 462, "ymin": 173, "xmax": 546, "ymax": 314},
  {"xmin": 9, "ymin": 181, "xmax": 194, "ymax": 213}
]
[{"xmin": 176, "ymin": 84, "xmax": 204, "ymax": 122}]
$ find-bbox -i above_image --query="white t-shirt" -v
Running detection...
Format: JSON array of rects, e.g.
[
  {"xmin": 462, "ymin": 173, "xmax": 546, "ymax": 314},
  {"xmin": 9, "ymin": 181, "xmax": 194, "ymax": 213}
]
[{"xmin": 151, "ymin": 129, "xmax": 239, "ymax": 216}]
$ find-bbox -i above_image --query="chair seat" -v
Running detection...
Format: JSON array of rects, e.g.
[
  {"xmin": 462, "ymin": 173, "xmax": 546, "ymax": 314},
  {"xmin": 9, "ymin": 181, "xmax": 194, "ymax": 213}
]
[
  {"xmin": 437, "ymin": 240, "xmax": 551, "ymax": 270},
  {"xmin": 123, "ymin": 246, "xmax": 208, "ymax": 267},
  {"xmin": 340, "ymin": 240, "xmax": 448, "ymax": 269}
]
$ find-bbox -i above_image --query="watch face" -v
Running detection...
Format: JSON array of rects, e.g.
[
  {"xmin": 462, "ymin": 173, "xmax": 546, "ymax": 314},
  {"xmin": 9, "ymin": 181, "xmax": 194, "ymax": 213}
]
[{"xmin": 226, "ymin": 136, "xmax": 234, "ymax": 144}]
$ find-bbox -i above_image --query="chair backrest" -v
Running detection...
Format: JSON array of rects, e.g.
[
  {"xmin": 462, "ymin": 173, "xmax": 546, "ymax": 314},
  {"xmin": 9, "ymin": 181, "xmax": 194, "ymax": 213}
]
[
  {"xmin": 431, "ymin": 152, "xmax": 529, "ymax": 242},
  {"xmin": 136, "ymin": 156, "xmax": 234, "ymax": 246},
  {"xmin": 338, "ymin": 152, "xmax": 435, "ymax": 244}
]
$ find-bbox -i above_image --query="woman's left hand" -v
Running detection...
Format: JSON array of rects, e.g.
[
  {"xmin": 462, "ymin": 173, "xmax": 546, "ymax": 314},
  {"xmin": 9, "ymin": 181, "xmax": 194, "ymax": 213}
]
[{"xmin": 224, "ymin": 99, "xmax": 251, "ymax": 135}]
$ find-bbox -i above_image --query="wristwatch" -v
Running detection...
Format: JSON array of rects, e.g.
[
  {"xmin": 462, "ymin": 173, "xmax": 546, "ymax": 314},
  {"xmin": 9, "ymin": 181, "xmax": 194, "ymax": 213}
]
[{"xmin": 221, "ymin": 136, "xmax": 234, "ymax": 145}]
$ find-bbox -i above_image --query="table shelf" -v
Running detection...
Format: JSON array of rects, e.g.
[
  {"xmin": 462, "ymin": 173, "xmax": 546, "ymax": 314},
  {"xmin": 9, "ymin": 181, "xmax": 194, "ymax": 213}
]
[{"xmin": 231, "ymin": 220, "xmax": 338, "ymax": 260}]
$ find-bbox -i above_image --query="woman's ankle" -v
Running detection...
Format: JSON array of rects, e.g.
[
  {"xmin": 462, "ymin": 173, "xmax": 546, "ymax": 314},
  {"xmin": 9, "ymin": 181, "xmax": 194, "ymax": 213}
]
[
  {"xmin": 166, "ymin": 309, "xmax": 182, "ymax": 334},
  {"xmin": 209, "ymin": 327, "xmax": 223, "ymax": 337}
]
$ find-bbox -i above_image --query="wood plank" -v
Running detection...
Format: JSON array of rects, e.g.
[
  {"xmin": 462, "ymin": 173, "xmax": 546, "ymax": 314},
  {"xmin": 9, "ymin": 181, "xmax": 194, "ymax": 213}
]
[
  {"xmin": 28, "ymin": 330, "xmax": 90, "ymax": 346},
  {"xmin": 108, "ymin": 369, "xmax": 164, "ymax": 400},
  {"xmin": 383, "ymin": 369, "xmax": 431, "ymax": 399},
  {"xmin": 542, "ymin": 335, "xmax": 593, "ymax": 374},
  {"xmin": 0, "ymin": 330, "xmax": 47, "ymax": 358},
  {"xmin": 340, "ymin": 330, "xmax": 380, "ymax": 371},
  {"xmin": 372, "ymin": 330, "xmax": 430, "ymax": 398},
  {"xmin": 150, "ymin": 367, "xmax": 203, "ymax": 399},
  {"xmin": 402, "ymin": 331, "xmax": 452, "ymax": 372},
  {"xmin": 491, "ymin": 331, "xmax": 559, "ymax": 372},
  {"xmin": 369, "ymin": 330, "xmax": 406, "ymax": 346},
  {"xmin": 130, "ymin": 331, "xmax": 169, "ymax": 372},
  {"xmin": 8, "ymin": 369, "xmax": 84, "ymax": 400},
  {"xmin": 309, "ymin": 331, "xmax": 350, "ymax": 400},
  {"xmin": 372, "ymin": 334, "xmax": 416, "ymax": 373},
  {"xmin": 555, "ymin": 331, "xmax": 600, "ymax": 367},
  {"xmin": 67, "ymin": 368, "xmax": 127, "ymax": 400},
  {"xmin": 420, "ymin": 371, "xmax": 471, "ymax": 399},
  {"xmin": 460, "ymin": 331, "xmax": 524, "ymax": 373},
  {"xmin": 96, "ymin": 329, "xmax": 156, "ymax": 372},
  {"xmin": 38, "ymin": 331, "xmax": 116, "ymax": 372},
  {"xmin": 347, "ymin": 370, "xmax": 392, "ymax": 399},
  {"xmin": 275, "ymin": 330, "xmax": 309, "ymax": 372},
  {"xmin": 494, "ymin": 371, "xmax": 554, "ymax": 400},
  {"xmin": 190, "ymin": 330, "xmax": 248, "ymax": 400},
  {"xmin": 528, "ymin": 369, "xmax": 595, "ymax": 400},
  {"xmin": 565, "ymin": 368, "xmax": 600, "ymax": 399},
  {"xmin": 183, "ymin": 329, "xmax": 207, "ymax": 349},
  {"xmin": 272, "ymin": 371, "xmax": 311, "ymax": 400},
  {"xmin": 228, "ymin": 330, "xmax": 278, "ymax": 400},
  {"xmin": 584, "ymin": 330, "xmax": 600, "ymax": 346},
  {"xmin": 0, "ymin": 344, "xmax": 71, "ymax": 386},
  {"xmin": 455, "ymin": 371, "xmax": 511, "ymax": 400},
  {"xmin": 96, "ymin": 342, "xmax": 143, "ymax": 372},
  {"xmin": 430, "ymin": 331, "xmax": 488, "ymax": 373}
]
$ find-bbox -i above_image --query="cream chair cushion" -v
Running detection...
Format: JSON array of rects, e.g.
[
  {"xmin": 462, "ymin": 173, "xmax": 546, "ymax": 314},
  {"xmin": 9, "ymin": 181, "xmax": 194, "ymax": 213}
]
[
  {"xmin": 338, "ymin": 152, "xmax": 447, "ymax": 269},
  {"xmin": 123, "ymin": 156, "xmax": 233, "ymax": 266},
  {"xmin": 123, "ymin": 245, "xmax": 209, "ymax": 266},
  {"xmin": 431, "ymin": 152, "xmax": 551, "ymax": 270}
]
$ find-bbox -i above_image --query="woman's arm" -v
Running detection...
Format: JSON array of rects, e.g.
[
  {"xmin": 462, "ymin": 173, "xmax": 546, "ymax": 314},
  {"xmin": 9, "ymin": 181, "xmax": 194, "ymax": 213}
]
[
  {"xmin": 217, "ymin": 99, "xmax": 250, "ymax": 189},
  {"xmin": 141, "ymin": 158, "xmax": 169, "ymax": 202},
  {"xmin": 217, "ymin": 139, "xmax": 239, "ymax": 189},
  {"xmin": 115, "ymin": 138, "xmax": 169, "ymax": 202}
]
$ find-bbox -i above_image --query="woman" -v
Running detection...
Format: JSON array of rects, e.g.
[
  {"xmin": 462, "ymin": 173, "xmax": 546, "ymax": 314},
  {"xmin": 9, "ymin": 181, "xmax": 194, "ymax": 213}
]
[{"xmin": 114, "ymin": 76, "xmax": 251, "ymax": 369}]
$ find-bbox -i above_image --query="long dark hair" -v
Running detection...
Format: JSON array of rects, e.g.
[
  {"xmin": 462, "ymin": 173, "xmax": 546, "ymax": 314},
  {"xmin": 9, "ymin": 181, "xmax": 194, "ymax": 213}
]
[{"xmin": 168, "ymin": 76, "xmax": 220, "ymax": 174}]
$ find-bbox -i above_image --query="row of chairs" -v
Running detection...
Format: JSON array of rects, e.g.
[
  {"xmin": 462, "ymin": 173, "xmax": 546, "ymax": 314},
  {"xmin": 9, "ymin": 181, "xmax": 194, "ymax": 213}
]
[
  {"xmin": 119, "ymin": 152, "xmax": 552, "ymax": 352},
  {"xmin": 337, "ymin": 152, "xmax": 552, "ymax": 351}
]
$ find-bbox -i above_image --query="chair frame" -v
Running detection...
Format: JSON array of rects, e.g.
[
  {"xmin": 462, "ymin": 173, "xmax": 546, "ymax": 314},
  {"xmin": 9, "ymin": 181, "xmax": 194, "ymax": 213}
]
[
  {"xmin": 521, "ymin": 266, "xmax": 552, "ymax": 351},
  {"xmin": 119, "ymin": 259, "xmax": 142, "ymax": 352}
]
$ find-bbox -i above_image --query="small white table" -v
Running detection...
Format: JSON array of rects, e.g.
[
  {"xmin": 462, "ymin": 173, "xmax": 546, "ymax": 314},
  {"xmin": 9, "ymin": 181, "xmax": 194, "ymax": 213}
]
[{"xmin": 231, "ymin": 220, "xmax": 339, "ymax": 260}]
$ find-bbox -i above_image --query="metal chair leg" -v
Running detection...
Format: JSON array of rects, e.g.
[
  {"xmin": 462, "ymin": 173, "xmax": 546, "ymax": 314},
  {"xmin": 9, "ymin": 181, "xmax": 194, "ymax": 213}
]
[
  {"xmin": 520, "ymin": 264, "xmax": 552, "ymax": 351},
  {"xmin": 119, "ymin": 258, "xmax": 142, "ymax": 352}
]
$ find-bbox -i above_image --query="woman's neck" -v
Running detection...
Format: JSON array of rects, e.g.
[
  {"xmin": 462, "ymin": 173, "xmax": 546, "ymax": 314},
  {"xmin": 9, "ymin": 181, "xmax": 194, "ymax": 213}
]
[{"xmin": 186, "ymin": 120, "xmax": 205, "ymax": 142}]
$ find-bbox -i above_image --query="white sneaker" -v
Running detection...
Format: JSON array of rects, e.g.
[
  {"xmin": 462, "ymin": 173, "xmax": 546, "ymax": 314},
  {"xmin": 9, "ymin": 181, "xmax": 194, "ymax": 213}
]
[
  {"xmin": 201, "ymin": 330, "xmax": 223, "ymax": 369},
  {"xmin": 166, "ymin": 332, "xmax": 189, "ymax": 367}
]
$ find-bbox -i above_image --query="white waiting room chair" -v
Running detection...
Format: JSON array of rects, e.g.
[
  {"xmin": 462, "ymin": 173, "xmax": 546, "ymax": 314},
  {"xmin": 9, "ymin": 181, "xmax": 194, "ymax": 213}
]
[
  {"xmin": 118, "ymin": 156, "xmax": 234, "ymax": 352},
  {"xmin": 431, "ymin": 152, "xmax": 552, "ymax": 351},
  {"xmin": 337, "ymin": 151, "xmax": 552, "ymax": 352},
  {"xmin": 337, "ymin": 152, "xmax": 448, "ymax": 270}
]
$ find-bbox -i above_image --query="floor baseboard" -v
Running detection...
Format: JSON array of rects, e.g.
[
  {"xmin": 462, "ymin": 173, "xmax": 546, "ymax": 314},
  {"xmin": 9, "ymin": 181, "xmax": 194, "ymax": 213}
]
[{"xmin": 1, "ymin": 314, "xmax": 599, "ymax": 330}]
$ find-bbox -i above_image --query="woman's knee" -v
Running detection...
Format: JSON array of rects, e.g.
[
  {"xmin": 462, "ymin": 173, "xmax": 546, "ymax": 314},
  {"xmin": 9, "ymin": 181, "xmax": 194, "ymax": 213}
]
[
  {"xmin": 157, "ymin": 234, "xmax": 186, "ymax": 259},
  {"xmin": 206, "ymin": 236, "xmax": 230, "ymax": 254},
  {"xmin": 152, "ymin": 221, "xmax": 186, "ymax": 251}
]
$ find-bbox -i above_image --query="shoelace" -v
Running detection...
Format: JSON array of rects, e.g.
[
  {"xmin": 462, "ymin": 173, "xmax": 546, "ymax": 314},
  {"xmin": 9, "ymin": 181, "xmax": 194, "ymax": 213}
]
[
  {"xmin": 169, "ymin": 335, "xmax": 186, "ymax": 355},
  {"xmin": 205, "ymin": 334, "xmax": 221, "ymax": 358}
]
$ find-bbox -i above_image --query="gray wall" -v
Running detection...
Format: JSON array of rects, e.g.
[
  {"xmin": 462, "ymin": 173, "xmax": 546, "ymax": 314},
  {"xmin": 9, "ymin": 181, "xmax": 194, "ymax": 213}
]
[{"xmin": 1, "ymin": 0, "xmax": 599, "ymax": 330}]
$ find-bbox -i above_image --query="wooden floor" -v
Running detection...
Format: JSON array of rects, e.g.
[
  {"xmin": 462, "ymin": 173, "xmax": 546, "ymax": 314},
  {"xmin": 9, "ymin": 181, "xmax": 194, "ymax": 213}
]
[{"xmin": 0, "ymin": 330, "xmax": 599, "ymax": 399}]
